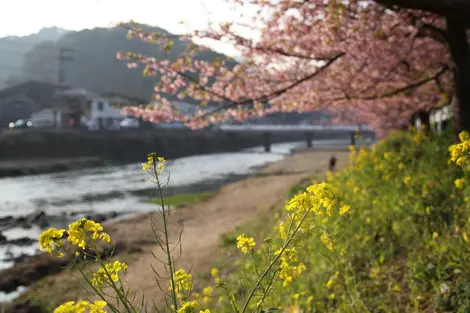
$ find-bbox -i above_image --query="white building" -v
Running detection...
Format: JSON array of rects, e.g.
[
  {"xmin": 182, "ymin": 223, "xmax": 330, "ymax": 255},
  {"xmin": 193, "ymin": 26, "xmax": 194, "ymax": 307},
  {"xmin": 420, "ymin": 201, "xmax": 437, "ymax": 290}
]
[
  {"xmin": 84, "ymin": 92, "xmax": 145, "ymax": 130},
  {"xmin": 86, "ymin": 97, "xmax": 124, "ymax": 130}
]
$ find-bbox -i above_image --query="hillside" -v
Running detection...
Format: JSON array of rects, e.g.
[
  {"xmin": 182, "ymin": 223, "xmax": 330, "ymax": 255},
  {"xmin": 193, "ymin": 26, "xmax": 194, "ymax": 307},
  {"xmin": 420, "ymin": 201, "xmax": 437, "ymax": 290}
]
[
  {"xmin": 0, "ymin": 27, "xmax": 68, "ymax": 88},
  {"xmin": 20, "ymin": 25, "xmax": 235, "ymax": 102}
]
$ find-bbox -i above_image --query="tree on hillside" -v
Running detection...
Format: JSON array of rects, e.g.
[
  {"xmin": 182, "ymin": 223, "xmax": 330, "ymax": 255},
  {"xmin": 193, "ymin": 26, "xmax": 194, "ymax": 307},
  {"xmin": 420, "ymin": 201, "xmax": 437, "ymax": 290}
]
[
  {"xmin": 118, "ymin": 0, "xmax": 470, "ymax": 135},
  {"xmin": 19, "ymin": 25, "xmax": 233, "ymax": 103}
]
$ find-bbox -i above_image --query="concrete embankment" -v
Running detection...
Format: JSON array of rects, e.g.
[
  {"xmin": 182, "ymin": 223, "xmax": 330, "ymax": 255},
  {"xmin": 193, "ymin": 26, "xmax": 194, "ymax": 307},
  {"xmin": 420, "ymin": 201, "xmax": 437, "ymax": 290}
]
[{"xmin": 0, "ymin": 128, "xmax": 353, "ymax": 177}]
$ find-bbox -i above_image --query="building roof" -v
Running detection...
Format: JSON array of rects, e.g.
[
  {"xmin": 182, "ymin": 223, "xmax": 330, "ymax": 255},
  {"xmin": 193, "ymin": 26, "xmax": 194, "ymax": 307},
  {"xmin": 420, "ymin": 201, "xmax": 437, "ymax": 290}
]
[{"xmin": 100, "ymin": 91, "xmax": 147, "ymax": 105}]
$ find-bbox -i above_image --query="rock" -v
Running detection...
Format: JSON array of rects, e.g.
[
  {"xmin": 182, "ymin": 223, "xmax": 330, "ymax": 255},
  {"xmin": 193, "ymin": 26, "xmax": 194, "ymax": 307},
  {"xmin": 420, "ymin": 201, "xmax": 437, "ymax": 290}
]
[
  {"xmin": 85, "ymin": 211, "xmax": 119, "ymax": 223},
  {"xmin": 3, "ymin": 253, "xmax": 34, "ymax": 266},
  {"xmin": 0, "ymin": 232, "xmax": 6, "ymax": 244},
  {"xmin": 7, "ymin": 237, "xmax": 37, "ymax": 246},
  {"xmin": 0, "ymin": 216, "xmax": 13, "ymax": 226},
  {"xmin": 23, "ymin": 211, "xmax": 48, "ymax": 229},
  {"xmin": 0, "ymin": 254, "xmax": 70, "ymax": 293},
  {"xmin": 0, "ymin": 300, "xmax": 45, "ymax": 313}
]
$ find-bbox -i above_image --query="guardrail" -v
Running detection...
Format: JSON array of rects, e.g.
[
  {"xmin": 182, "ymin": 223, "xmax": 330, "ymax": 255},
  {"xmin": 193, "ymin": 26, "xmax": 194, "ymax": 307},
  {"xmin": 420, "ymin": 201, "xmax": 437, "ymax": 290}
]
[{"xmin": 219, "ymin": 124, "xmax": 372, "ymax": 132}]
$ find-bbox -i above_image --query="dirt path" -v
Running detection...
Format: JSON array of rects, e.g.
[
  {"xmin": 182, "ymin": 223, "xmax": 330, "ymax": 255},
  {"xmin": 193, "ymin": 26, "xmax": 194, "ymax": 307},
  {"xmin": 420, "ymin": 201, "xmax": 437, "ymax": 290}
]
[
  {"xmin": 106, "ymin": 150, "xmax": 349, "ymax": 302},
  {"xmin": 17, "ymin": 149, "xmax": 350, "ymax": 310}
]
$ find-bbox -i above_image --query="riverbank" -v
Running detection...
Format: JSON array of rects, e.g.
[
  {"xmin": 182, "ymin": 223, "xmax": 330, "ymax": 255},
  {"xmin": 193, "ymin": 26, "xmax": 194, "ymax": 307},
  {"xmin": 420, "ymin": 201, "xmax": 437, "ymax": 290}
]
[
  {"xmin": 0, "ymin": 148, "xmax": 350, "ymax": 312},
  {"xmin": 0, "ymin": 129, "xmax": 361, "ymax": 178}
]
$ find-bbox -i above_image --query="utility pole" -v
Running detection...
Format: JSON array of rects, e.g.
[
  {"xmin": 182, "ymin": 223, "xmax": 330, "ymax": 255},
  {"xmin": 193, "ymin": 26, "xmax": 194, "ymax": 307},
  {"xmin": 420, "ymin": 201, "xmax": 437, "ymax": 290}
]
[{"xmin": 58, "ymin": 47, "xmax": 75, "ymax": 85}]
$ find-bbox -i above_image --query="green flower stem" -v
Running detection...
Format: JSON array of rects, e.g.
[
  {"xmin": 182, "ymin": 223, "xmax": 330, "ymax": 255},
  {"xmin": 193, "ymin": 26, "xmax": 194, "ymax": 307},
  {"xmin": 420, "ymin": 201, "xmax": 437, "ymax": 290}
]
[
  {"xmin": 154, "ymin": 164, "xmax": 179, "ymax": 313},
  {"xmin": 241, "ymin": 204, "xmax": 318, "ymax": 313}
]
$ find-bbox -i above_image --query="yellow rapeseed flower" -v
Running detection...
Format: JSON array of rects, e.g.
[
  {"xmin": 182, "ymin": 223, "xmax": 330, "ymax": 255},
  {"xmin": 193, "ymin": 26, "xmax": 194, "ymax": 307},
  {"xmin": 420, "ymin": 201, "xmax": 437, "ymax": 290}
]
[
  {"xmin": 463, "ymin": 232, "xmax": 469, "ymax": 243},
  {"xmin": 143, "ymin": 153, "xmax": 166, "ymax": 172},
  {"xmin": 449, "ymin": 131, "xmax": 470, "ymax": 166},
  {"xmin": 339, "ymin": 204, "xmax": 351, "ymax": 216},
  {"xmin": 91, "ymin": 261, "xmax": 128, "ymax": 290},
  {"xmin": 67, "ymin": 218, "xmax": 110, "ymax": 250},
  {"xmin": 89, "ymin": 300, "xmax": 107, "ymax": 313},
  {"xmin": 278, "ymin": 222, "xmax": 287, "ymax": 240},
  {"xmin": 455, "ymin": 178, "xmax": 466, "ymax": 189},
  {"xmin": 403, "ymin": 176, "xmax": 411, "ymax": 186},
  {"xmin": 39, "ymin": 228, "xmax": 65, "ymax": 254},
  {"xmin": 460, "ymin": 130, "xmax": 470, "ymax": 142},
  {"xmin": 321, "ymin": 233, "xmax": 334, "ymax": 251},
  {"xmin": 326, "ymin": 278, "xmax": 335, "ymax": 289},
  {"xmin": 170, "ymin": 269, "xmax": 193, "ymax": 293},
  {"xmin": 53, "ymin": 300, "xmax": 91, "ymax": 313},
  {"xmin": 210, "ymin": 268, "xmax": 219, "ymax": 278},
  {"xmin": 236, "ymin": 234, "xmax": 256, "ymax": 254},
  {"xmin": 177, "ymin": 300, "xmax": 199, "ymax": 313},
  {"xmin": 203, "ymin": 286, "xmax": 213, "ymax": 297}
]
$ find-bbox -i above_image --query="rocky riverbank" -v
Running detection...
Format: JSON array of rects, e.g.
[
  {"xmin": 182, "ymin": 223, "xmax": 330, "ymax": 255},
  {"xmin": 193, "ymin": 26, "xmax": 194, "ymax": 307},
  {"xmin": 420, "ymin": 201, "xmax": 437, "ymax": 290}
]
[{"xmin": 0, "ymin": 169, "xmax": 263, "ymax": 295}]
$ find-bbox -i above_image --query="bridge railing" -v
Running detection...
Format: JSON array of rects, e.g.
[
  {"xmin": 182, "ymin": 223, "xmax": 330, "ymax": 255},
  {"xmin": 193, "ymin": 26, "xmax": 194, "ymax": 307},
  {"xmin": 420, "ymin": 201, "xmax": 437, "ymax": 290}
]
[{"xmin": 219, "ymin": 124, "xmax": 373, "ymax": 132}]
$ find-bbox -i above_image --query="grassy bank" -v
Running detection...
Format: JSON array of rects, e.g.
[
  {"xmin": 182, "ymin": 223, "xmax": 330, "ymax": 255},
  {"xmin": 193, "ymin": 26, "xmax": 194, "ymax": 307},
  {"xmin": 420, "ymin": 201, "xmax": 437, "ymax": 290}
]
[
  {"xmin": 8, "ymin": 130, "xmax": 469, "ymax": 313},
  {"xmin": 199, "ymin": 128, "xmax": 470, "ymax": 313},
  {"xmin": 152, "ymin": 192, "xmax": 214, "ymax": 207}
]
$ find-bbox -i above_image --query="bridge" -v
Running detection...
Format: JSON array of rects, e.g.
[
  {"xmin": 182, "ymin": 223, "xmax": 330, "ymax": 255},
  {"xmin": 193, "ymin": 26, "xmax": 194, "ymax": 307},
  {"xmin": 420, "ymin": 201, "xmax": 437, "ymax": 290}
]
[{"xmin": 218, "ymin": 124, "xmax": 376, "ymax": 152}]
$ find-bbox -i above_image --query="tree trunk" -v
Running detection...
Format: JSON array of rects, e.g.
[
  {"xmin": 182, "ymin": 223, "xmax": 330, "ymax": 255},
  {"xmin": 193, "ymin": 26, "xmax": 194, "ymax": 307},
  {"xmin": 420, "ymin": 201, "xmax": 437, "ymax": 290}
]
[{"xmin": 446, "ymin": 17, "xmax": 470, "ymax": 136}]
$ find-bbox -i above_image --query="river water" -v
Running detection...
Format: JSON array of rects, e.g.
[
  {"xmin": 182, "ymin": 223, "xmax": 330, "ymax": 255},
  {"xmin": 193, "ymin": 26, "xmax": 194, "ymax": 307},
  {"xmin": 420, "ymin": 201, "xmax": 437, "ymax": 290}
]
[{"xmin": 0, "ymin": 138, "xmax": 362, "ymax": 301}]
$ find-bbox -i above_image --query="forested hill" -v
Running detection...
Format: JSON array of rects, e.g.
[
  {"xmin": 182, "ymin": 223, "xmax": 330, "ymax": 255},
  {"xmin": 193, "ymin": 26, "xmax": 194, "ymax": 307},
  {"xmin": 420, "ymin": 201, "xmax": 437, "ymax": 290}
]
[{"xmin": 12, "ymin": 25, "xmax": 235, "ymax": 102}]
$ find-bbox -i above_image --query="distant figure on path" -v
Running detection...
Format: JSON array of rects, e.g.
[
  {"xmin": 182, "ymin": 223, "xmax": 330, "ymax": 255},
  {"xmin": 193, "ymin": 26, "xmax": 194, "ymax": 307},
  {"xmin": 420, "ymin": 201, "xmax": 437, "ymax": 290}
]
[{"xmin": 329, "ymin": 156, "xmax": 337, "ymax": 172}]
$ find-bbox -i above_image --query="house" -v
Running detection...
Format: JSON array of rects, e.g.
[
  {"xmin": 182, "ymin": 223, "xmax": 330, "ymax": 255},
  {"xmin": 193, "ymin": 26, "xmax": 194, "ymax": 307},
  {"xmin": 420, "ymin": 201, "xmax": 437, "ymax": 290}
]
[
  {"xmin": 85, "ymin": 93, "xmax": 147, "ymax": 130},
  {"xmin": 51, "ymin": 89, "xmax": 148, "ymax": 130},
  {"xmin": 54, "ymin": 88, "xmax": 95, "ymax": 129},
  {"xmin": 0, "ymin": 81, "xmax": 68, "ymax": 128}
]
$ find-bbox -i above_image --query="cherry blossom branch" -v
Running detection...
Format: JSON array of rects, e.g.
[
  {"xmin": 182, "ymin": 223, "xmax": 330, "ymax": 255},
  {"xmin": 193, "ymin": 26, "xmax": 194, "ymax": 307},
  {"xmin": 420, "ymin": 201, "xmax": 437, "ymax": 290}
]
[
  {"xmin": 194, "ymin": 52, "xmax": 345, "ymax": 118},
  {"xmin": 378, "ymin": 65, "xmax": 449, "ymax": 98}
]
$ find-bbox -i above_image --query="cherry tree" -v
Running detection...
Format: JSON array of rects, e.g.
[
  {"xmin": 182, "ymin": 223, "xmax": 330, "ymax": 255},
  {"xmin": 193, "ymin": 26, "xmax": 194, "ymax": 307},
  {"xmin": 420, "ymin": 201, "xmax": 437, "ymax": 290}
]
[{"xmin": 117, "ymin": 0, "xmax": 470, "ymax": 135}]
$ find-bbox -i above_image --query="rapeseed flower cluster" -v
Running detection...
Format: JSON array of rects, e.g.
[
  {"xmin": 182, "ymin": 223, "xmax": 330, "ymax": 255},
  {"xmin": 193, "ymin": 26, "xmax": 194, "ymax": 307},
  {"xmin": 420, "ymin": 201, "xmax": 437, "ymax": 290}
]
[
  {"xmin": 39, "ymin": 228, "xmax": 65, "ymax": 254},
  {"xmin": 91, "ymin": 260, "xmax": 128, "ymax": 290},
  {"xmin": 286, "ymin": 182, "xmax": 336, "ymax": 218},
  {"xmin": 176, "ymin": 300, "xmax": 199, "ymax": 313},
  {"xmin": 142, "ymin": 152, "xmax": 166, "ymax": 171},
  {"xmin": 53, "ymin": 300, "xmax": 107, "ymax": 313},
  {"xmin": 39, "ymin": 218, "xmax": 110, "ymax": 256},
  {"xmin": 449, "ymin": 131, "xmax": 470, "ymax": 166},
  {"xmin": 276, "ymin": 248, "xmax": 307, "ymax": 287},
  {"xmin": 170, "ymin": 269, "xmax": 193, "ymax": 293},
  {"xmin": 455, "ymin": 178, "xmax": 466, "ymax": 189},
  {"xmin": 68, "ymin": 218, "xmax": 111, "ymax": 249},
  {"xmin": 236, "ymin": 234, "xmax": 256, "ymax": 254}
]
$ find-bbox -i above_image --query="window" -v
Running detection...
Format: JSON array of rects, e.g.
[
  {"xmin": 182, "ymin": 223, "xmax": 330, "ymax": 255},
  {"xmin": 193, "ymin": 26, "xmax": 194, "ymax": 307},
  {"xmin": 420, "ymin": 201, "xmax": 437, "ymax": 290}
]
[
  {"xmin": 97, "ymin": 101, "xmax": 104, "ymax": 111},
  {"xmin": 97, "ymin": 117, "xmax": 103, "ymax": 128}
]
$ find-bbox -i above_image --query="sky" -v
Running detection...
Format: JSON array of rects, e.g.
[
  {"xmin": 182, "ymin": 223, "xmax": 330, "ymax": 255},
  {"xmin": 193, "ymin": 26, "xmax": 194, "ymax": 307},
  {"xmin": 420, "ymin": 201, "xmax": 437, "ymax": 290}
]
[{"xmin": 0, "ymin": 0, "xmax": 257, "ymax": 56}]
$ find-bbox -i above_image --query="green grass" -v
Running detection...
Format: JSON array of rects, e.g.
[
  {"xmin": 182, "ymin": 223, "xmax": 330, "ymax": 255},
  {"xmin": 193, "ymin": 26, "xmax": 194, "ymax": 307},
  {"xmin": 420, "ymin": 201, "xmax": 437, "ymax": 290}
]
[
  {"xmin": 201, "ymin": 128, "xmax": 470, "ymax": 313},
  {"xmin": 151, "ymin": 192, "xmax": 214, "ymax": 207}
]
